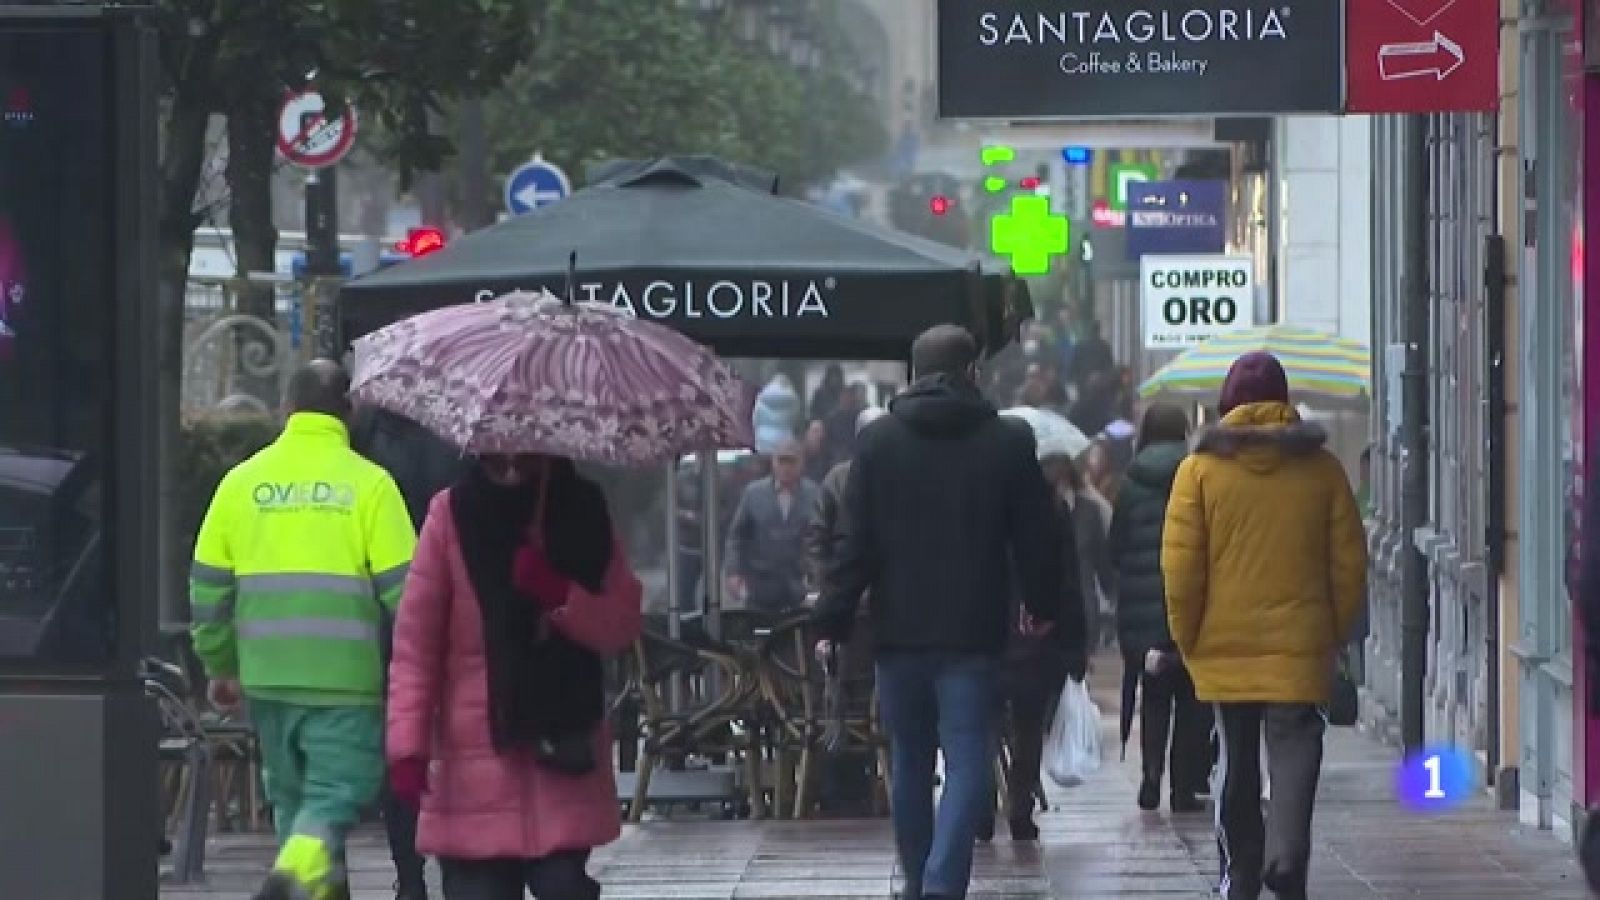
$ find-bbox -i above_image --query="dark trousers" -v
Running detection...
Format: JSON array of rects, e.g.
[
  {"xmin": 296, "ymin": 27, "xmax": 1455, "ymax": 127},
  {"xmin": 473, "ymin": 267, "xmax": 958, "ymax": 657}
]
[
  {"xmin": 877, "ymin": 651, "xmax": 999, "ymax": 899},
  {"xmin": 1004, "ymin": 674, "xmax": 1064, "ymax": 817},
  {"xmin": 382, "ymin": 786, "xmax": 426, "ymax": 890},
  {"xmin": 746, "ymin": 573, "xmax": 805, "ymax": 616},
  {"xmin": 1213, "ymin": 703, "xmax": 1325, "ymax": 900},
  {"xmin": 676, "ymin": 550, "xmax": 703, "ymax": 614},
  {"xmin": 1140, "ymin": 663, "xmax": 1212, "ymax": 796},
  {"xmin": 439, "ymin": 851, "xmax": 597, "ymax": 900}
]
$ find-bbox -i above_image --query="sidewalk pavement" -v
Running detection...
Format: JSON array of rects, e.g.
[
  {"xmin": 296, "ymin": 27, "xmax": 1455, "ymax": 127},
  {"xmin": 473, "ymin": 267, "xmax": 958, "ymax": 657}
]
[{"xmin": 162, "ymin": 668, "xmax": 1592, "ymax": 899}]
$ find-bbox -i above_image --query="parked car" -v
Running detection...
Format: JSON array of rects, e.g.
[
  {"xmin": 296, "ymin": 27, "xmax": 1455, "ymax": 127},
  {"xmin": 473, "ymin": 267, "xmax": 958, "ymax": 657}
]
[{"xmin": 0, "ymin": 446, "xmax": 106, "ymax": 662}]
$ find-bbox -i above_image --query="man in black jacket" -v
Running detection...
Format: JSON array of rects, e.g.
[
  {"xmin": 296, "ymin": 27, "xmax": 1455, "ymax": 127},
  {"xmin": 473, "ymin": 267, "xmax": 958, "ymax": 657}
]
[
  {"xmin": 815, "ymin": 324, "xmax": 1067, "ymax": 900},
  {"xmin": 349, "ymin": 406, "xmax": 469, "ymax": 900}
]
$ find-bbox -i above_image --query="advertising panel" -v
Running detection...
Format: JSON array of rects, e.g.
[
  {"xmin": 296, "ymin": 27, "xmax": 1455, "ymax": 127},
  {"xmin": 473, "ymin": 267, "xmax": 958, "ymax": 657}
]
[{"xmin": 0, "ymin": 19, "xmax": 115, "ymax": 666}]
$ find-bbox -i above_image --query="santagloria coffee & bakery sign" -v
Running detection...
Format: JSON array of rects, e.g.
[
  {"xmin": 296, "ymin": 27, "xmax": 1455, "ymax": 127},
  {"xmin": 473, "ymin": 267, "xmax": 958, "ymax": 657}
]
[{"xmin": 937, "ymin": 0, "xmax": 1343, "ymax": 118}]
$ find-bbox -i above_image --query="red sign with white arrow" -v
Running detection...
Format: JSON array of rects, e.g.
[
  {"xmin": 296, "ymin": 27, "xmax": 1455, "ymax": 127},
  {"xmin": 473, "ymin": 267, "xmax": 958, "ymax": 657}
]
[{"xmin": 1347, "ymin": 0, "xmax": 1498, "ymax": 113}]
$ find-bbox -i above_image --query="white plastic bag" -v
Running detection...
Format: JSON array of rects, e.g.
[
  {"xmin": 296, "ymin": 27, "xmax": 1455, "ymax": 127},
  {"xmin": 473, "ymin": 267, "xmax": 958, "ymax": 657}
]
[{"xmin": 1044, "ymin": 678, "xmax": 1103, "ymax": 787}]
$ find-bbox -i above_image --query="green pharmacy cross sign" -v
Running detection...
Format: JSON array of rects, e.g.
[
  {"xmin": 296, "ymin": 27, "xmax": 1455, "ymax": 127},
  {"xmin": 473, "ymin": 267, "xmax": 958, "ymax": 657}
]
[
  {"xmin": 991, "ymin": 195, "xmax": 1068, "ymax": 276},
  {"xmin": 982, "ymin": 143, "xmax": 1070, "ymax": 275}
]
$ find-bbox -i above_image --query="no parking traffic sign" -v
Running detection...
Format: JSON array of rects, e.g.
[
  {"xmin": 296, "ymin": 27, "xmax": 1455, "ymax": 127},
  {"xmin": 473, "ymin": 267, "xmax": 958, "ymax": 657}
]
[
  {"xmin": 1141, "ymin": 254, "xmax": 1255, "ymax": 348},
  {"xmin": 275, "ymin": 90, "xmax": 358, "ymax": 169}
]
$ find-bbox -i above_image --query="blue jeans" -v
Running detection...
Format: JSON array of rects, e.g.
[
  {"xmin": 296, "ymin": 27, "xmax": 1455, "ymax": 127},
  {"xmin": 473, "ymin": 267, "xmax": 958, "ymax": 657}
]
[{"xmin": 876, "ymin": 651, "xmax": 1000, "ymax": 899}]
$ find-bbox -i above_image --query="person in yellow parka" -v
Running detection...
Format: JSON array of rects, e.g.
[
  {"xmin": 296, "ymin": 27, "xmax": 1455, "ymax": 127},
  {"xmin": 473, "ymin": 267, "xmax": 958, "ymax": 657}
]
[
  {"xmin": 1160, "ymin": 352, "xmax": 1367, "ymax": 900},
  {"xmin": 191, "ymin": 360, "xmax": 417, "ymax": 900}
]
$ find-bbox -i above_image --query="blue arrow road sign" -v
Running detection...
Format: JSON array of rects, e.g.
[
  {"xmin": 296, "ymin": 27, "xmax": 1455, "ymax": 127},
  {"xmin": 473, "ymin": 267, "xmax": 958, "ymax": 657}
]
[{"xmin": 504, "ymin": 157, "xmax": 572, "ymax": 216}]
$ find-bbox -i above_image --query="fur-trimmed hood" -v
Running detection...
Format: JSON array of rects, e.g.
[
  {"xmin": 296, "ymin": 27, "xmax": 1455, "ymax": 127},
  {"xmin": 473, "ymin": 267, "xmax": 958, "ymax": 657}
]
[{"xmin": 1194, "ymin": 401, "xmax": 1327, "ymax": 474}]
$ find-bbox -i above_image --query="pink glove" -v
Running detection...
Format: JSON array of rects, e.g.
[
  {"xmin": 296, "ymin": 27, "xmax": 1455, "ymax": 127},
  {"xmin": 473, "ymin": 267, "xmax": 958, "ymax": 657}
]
[{"xmin": 388, "ymin": 758, "xmax": 428, "ymax": 811}]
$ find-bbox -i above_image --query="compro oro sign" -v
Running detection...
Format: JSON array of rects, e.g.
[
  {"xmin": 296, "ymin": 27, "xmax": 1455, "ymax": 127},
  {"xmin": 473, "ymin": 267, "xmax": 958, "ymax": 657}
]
[
  {"xmin": 936, "ymin": 0, "xmax": 1343, "ymax": 118},
  {"xmin": 1141, "ymin": 254, "xmax": 1255, "ymax": 348}
]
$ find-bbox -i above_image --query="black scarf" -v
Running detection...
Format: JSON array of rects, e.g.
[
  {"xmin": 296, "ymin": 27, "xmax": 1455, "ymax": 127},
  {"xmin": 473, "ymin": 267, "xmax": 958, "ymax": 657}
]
[{"xmin": 450, "ymin": 459, "xmax": 613, "ymax": 754}]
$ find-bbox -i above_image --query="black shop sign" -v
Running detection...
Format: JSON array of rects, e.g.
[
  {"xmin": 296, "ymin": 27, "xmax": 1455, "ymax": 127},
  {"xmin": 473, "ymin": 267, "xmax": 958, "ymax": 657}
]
[{"xmin": 936, "ymin": 0, "xmax": 1344, "ymax": 119}]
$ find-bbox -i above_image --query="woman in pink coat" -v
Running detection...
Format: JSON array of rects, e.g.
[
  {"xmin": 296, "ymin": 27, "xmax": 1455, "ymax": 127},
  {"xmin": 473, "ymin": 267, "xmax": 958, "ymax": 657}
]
[{"xmin": 387, "ymin": 453, "xmax": 642, "ymax": 899}]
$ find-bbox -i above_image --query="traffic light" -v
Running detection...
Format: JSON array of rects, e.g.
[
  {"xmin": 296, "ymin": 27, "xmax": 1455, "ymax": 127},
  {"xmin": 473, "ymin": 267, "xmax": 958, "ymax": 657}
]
[
  {"xmin": 395, "ymin": 226, "xmax": 447, "ymax": 258},
  {"xmin": 889, "ymin": 174, "xmax": 969, "ymax": 249}
]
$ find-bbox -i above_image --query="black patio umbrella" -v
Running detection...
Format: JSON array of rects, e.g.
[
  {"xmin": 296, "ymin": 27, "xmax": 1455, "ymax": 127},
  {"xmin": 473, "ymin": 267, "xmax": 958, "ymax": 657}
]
[{"xmin": 339, "ymin": 157, "xmax": 1030, "ymax": 360}]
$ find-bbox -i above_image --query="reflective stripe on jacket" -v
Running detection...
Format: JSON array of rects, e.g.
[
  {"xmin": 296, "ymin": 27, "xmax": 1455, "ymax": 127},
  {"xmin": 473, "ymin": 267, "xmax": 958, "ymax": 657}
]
[{"xmin": 190, "ymin": 412, "xmax": 418, "ymax": 700}]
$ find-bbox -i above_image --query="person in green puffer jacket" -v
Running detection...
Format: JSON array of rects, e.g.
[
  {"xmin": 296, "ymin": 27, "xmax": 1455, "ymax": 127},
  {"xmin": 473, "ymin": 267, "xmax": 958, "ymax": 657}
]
[{"xmin": 1109, "ymin": 402, "xmax": 1211, "ymax": 814}]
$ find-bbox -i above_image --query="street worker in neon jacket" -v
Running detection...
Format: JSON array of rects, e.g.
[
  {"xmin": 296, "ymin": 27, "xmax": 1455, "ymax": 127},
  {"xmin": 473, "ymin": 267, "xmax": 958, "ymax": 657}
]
[{"xmin": 190, "ymin": 359, "xmax": 417, "ymax": 900}]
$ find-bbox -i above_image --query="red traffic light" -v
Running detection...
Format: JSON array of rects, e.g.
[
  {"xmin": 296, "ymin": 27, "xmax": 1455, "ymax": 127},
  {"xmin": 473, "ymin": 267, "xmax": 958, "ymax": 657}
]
[
  {"xmin": 930, "ymin": 195, "xmax": 953, "ymax": 216},
  {"xmin": 1019, "ymin": 176, "xmax": 1042, "ymax": 190},
  {"xmin": 396, "ymin": 227, "xmax": 447, "ymax": 258}
]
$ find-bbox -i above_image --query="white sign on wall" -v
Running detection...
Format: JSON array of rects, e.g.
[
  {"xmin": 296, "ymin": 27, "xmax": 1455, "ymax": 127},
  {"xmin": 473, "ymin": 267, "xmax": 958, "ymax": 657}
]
[{"xmin": 1140, "ymin": 253, "xmax": 1256, "ymax": 348}]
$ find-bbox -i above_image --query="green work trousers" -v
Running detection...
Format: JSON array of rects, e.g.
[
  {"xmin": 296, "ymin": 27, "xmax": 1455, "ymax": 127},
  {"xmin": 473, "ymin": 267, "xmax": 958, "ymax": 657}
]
[{"xmin": 251, "ymin": 697, "xmax": 384, "ymax": 889}]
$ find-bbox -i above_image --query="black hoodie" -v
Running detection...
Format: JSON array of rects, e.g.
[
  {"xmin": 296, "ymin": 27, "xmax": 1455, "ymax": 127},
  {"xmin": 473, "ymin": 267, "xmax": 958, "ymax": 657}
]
[
  {"xmin": 815, "ymin": 375, "xmax": 1065, "ymax": 655},
  {"xmin": 349, "ymin": 407, "xmax": 470, "ymax": 532}
]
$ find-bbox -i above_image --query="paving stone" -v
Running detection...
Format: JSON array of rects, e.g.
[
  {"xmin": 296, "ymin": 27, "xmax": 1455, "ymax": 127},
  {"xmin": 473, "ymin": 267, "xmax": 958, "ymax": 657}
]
[{"xmin": 160, "ymin": 660, "xmax": 1588, "ymax": 898}]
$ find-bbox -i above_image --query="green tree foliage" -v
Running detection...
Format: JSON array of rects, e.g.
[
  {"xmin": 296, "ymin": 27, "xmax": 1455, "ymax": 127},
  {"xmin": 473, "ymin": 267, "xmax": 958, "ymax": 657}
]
[
  {"xmin": 153, "ymin": 0, "xmax": 538, "ymax": 304},
  {"xmin": 151, "ymin": 0, "xmax": 536, "ymax": 621},
  {"xmin": 473, "ymin": 0, "xmax": 886, "ymax": 206}
]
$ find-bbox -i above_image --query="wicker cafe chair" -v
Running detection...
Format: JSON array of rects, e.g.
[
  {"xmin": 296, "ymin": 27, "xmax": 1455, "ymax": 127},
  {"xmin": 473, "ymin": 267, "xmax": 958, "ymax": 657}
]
[
  {"xmin": 745, "ymin": 609, "xmax": 826, "ymax": 819},
  {"xmin": 202, "ymin": 710, "xmax": 266, "ymax": 833},
  {"xmin": 606, "ymin": 655, "xmax": 642, "ymax": 774},
  {"xmin": 788, "ymin": 611, "xmax": 890, "ymax": 819},
  {"xmin": 624, "ymin": 627, "xmax": 762, "ymax": 822},
  {"xmin": 154, "ymin": 628, "xmax": 268, "ymax": 834},
  {"xmin": 145, "ymin": 657, "xmax": 210, "ymax": 884}
]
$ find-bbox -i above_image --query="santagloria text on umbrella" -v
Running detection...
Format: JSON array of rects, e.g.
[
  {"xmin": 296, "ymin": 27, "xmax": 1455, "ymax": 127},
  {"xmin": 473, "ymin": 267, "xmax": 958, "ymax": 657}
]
[{"xmin": 474, "ymin": 278, "xmax": 833, "ymax": 319}]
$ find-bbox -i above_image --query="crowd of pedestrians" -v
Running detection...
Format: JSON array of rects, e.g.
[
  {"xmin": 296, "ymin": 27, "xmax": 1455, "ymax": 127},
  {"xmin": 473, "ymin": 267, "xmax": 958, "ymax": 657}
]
[{"xmin": 185, "ymin": 318, "xmax": 1368, "ymax": 899}]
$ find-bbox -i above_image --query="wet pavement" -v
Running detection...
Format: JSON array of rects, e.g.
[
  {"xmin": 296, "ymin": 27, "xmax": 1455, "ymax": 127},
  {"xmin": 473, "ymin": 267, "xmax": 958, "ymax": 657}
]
[{"xmin": 162, "ymin": 672, "xmax": 1591, "ymax": 899}]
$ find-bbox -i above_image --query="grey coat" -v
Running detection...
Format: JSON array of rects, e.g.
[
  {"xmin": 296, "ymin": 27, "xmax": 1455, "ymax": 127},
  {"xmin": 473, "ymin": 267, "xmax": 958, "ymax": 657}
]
[
  {"xmin": 725, "ymin": 475, "xmax": 822, "ymax": 612},
  {"xmin": 807, "ymin": 461, "xmax": 853, "ymax": 587}
]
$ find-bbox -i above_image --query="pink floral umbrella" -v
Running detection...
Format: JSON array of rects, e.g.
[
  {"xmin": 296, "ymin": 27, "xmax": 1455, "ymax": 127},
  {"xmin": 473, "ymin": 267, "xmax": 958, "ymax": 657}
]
[{"xmin": 349, "ymin": 289, "xmax": 754, "ymax": 466}]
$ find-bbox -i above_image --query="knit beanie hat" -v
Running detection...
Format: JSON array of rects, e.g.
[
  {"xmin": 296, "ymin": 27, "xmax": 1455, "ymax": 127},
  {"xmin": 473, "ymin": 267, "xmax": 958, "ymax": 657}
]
[{"xmin": 1218, "ymin": 352, "xmax": 1290, "ymax": 415}]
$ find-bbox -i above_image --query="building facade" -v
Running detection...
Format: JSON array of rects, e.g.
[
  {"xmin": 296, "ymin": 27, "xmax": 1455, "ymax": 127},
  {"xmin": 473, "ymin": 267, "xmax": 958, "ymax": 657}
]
[
  {"xmin": 1365, "ymin": 106, "xmax": 1503, "ymax": 775},
  {"xmin": 1364, "ymin": 0, "xmax": 1592, "ymax": 840}
]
